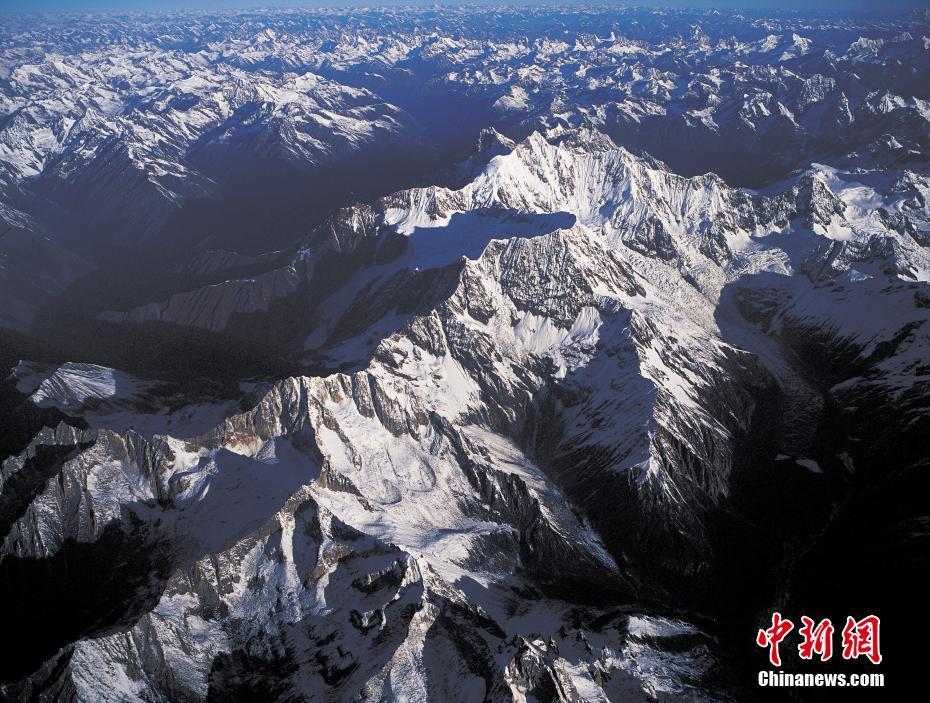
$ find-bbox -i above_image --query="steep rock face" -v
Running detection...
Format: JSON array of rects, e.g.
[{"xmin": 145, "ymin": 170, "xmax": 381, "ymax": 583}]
[
  {"xmin": 0, "ymin": 326, "xmax": 733, "ymax": 700},
  {"xmin": 3, "ymin": 489, "xmax": 503, "ymax": 702},
  {"xmin": 3, "ymin": 480, "xmax": 729, "ymax": 702},
  {"xmin": 94, "ymin": 127, "xmax": 929, "ymax": 345}
]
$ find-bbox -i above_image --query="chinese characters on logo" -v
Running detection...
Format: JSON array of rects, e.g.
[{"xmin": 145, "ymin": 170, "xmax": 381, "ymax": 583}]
[
  {"xmin": 798, "ymin": 616, "xmax": 834, "ymax": 662},
  {"xmin": 756, "ymin": 612, "xmax": 794, "ymax": 666},
  {"xmin": 840, "ymin": 615, "xmax": 882, "ymax": 665},
  {"xmin": 756, "ymin": 613, "xmax": 881, "ymax": 667}
]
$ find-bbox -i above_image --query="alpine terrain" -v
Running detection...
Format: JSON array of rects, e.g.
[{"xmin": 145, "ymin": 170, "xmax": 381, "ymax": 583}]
[{"xmin": 0, "ymin": 4, "xmax": 927, "ymax": 702}]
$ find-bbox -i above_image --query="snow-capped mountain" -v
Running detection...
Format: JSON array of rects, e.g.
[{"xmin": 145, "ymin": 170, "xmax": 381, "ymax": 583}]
[{"xmin": 1, "ymin": 5, "xmax": 928, "ymax": 702}]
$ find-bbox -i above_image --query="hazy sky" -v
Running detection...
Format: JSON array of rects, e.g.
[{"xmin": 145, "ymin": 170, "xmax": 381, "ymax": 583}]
[{"xmin": 1, "ymin": 0, "xmax": 926, "ymax": 12}]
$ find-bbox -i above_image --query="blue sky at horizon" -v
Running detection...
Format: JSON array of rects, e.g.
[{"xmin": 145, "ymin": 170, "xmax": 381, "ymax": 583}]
[{"xmin": 1, "ymin": 0, "xmax": 927, "ymax": 13}]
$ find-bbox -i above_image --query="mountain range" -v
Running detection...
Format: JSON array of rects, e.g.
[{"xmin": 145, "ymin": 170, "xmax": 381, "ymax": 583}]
[{"xmin": 1, "ymin": 5, "xmax": 928, "ymax": 702}]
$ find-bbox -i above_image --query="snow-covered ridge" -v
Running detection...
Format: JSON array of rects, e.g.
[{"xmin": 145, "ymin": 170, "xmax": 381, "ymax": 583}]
[
  {"xmin": 92, "ymin": 126, "xmax": 929, "ymax": 340},
  {"xmin": 13, "ymin": 361, "xmax": 143, "ymax": 409}
]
